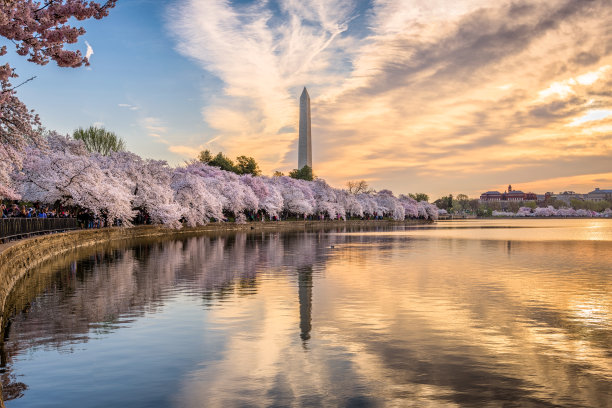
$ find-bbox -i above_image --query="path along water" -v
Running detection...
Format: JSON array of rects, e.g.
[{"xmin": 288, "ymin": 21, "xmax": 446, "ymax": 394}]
[{"xmin": 1, "ymin": 219, "xmax": 611, "ymax": 407}]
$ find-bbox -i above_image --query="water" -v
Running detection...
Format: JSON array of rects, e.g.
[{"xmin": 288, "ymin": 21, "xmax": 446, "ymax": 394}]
[{"xmin": 2, "ymin": 219, "xmax": 611, "ymax": 407}]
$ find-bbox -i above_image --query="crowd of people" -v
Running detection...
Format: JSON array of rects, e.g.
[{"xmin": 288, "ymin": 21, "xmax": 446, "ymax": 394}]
[
  {"xmin": 1, "ymin": 203, "xmax": 74, "ymax": 219},
  {"xmin": 0, "ymin": 202, "xmax": 117, "ymax": 230}
]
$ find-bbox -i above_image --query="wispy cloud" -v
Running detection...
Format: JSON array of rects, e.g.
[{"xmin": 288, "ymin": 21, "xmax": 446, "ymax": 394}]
[
  {"xmin": 85, "ymin": 40, "xmax": 94, "ymax": 60},
  {"xmin": 168, "ymin": 144, "xmax": 203, "ymax": 158},
  {"xmin": 140, "ymin": 116, "xmax": 170, "ymax": 144},
  {"xmin": 168, "ymin": 0, "xmax": 612, "ymax": 197},
  {"xmin": 118, "ymin": 103, "xmax": 139, "ymax": 111},
  {"xmin": 169, "ymin": 0, "xmax": 356, "ymax": 168}
]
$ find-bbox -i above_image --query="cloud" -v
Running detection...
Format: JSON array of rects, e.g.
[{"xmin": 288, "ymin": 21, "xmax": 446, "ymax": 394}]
[
  {"xmin": 140, "ymin": 116, "xmax": 170, "ymax": 144},
  {"xmin": 85, "ymin": 40, "xmax": 94, "ymax": 60},
  {"xmin": 118, "ymin": 103, "xmax": 139, "ymax": 111},
  {"xmin": 569, "ymin": 109, "xmax": 612, "ymax": 127},
  {"xmin": 168, "ymin": 0, "xmax": 612, "ymax": 197},
  {"xmin": 168, "ymin": 144, "xmax": 202, "ymax": 158},
  {"xmin": 169, "ymin": 0, "xmax": 356, "ymax": 169}
]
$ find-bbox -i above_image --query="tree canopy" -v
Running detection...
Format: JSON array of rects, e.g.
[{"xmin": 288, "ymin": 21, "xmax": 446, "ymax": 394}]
[
  {"xmin": 235, "ymin": 155, "xmax": 262, "ymax": 176},
  {"xmin": 73, "ymin": 126, "xmax": 126, "ymax": 156},
  {"xmin": 289, "ymin": 165, "xmax": 314, "ymax": 181},
  {"xmin": 434, "ymin": 195, "xmax": 454, "ymax": 211},
  {"xmin": 197, "ymin": 149, "xmax": 261, "ymax": 176},
  {"xmin": 409, "ymin": 193, "xmax": 429, "ymax": 202}
]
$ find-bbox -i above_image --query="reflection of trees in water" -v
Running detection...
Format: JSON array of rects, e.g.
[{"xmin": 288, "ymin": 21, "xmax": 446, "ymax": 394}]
[
  {"xmin": 0, "ymin": 227, "xmax": 356, "ymax": 402},
  {"xmin": 5, "ymin": 227, "xmax": 605, "ymax": 406}
]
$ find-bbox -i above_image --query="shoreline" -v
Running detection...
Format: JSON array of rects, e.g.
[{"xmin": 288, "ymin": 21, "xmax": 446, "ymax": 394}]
[{"xmin": 0, "ymin": 218, "xmax": 431, "ymax": 256}]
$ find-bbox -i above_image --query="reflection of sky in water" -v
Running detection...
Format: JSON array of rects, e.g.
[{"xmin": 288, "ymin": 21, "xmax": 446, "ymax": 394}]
[
  {"xmin": 2, "ymin": 220, "xmax": 612, "ymax": 407},
  {"xmin": 338, "ymin": 219, "xmax": 612, "ymax": 241}
]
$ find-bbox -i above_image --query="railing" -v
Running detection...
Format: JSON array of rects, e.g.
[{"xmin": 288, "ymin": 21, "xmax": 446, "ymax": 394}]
[{"xmin": 0, "ymin": 218, "xmax": 79, "ymax": 241}]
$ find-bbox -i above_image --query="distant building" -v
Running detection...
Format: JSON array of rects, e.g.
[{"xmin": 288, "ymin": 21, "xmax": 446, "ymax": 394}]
[
  {"xmin": 524, "ymin": 192, "xmax": 537, "ymax": 200},
  {"xmin": 479, "ymin": 185, "xmax": 537, "ymax": 202},
  {"xmin": 536, "ymin": 193, "xmax": 552, "ymax": 203},
  {"xmin": 587, "ymin": 188, "xmax": 612, "ymax": 202},
  {"xmin": 480, "ymin": 191, "xmax": 502, "ymax": 201},
  {"xmin": 554, "ymin": 191, "xmax": 585, "ymax": 205},
  {"xmin": 506, "ymin": 190, "xmax": 525, "ymax": 201}
]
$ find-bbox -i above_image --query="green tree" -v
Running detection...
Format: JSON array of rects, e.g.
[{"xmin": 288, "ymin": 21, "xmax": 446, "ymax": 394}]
[
  {"xmin": 198, "ymin": 149, "xmax": 213, "ymax": 164},
  {"xmin": 235, "ymin": 155, "xmax": 261, "ymax": 176},
  {"xmin": 524, "ymin": 201, "xmax": 537, "ymax": 209},
  {"xmin": 289, "ymin": 165, "xmax": 313, "ymax": 181},
  {"xmin": 468, "ymin": 199, "xmax": 480, "ymax": 213},
  {"xmin": 209, "ymin": 152, "xmax": 236, "ymax": 172},
  {"xmin": 477, "ymin": 204, "xmax": 492, "ymax": 217},
  {"xmin": 409, "ymin": 193, "xmax": 429, "ymax": 202},
  {"xmin": 454, "ymin": 193, "xmax": 470, "ymax": 212},
  {"xmin": 543, "ymin": 198, "xmax": 567, "ymax": 209},
  {"xmin": 570, "ymin": 198, "xmax": 612, "ymax": 212},
  {"xmin": 507, "ymin": 201, "xmax": 520, "ymax": 212},
  {"xmin": 272, "ymin": 171, "xmax": 284, "ymax": 177},
  {"xmin": 477, "ymin": 201, "xmax": 501, "ymax": 216},
  {"xmin": 73, "ymin": 126, "xmax": 126, "ymax": 156},
  {"xmin": 434, "ymin": 194, "xmax": 454, "ymax": 211},
  {"xmin": 198, "ymin": 149, "xmax": 262, "ymax": 176}
]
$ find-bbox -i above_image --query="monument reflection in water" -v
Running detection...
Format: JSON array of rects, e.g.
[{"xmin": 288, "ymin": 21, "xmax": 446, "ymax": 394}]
[{"xmin": 1, "ymin": 220, "xmax": 611, "ymax": 407}]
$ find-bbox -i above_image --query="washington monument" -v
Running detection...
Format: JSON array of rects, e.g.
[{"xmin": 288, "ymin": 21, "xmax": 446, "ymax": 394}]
[{"xmin": 298, "ymin": 87, "xmax": 312, "ymax": 169}]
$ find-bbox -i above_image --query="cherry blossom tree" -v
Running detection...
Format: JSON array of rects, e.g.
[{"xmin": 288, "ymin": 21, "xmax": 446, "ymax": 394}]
[
  {"xmin": 493, "ymin": 205, "xmax": 612, "ymax": 218},
  {"xmin": 182, "ymin": 162, "xmax": 258, "ymax": 219},
  {"xmin": 272, "ymin": 176, "xmax": 314, "ymax": 217},
  {"xmin": 241, "ymin": 174, "xmax": 283, "ymax": 218},
  {"xmin": 374, "ymin": 189, "xmax": 405, "ymax": 220},
  {"xmin": 312, "ymin": 179, "xmax": 343, "ymax": 219},
  {"xmin": 337, "ymin": 189, "xmax": 363, "ymax": 218},
  {"xmin": 171, "ymin": 167, "xmax": 224, "ymax": 226},
  {"xmin": 398, "ymin": 194, "xmax": 420, "ymax": 219},
  {"xmin": 12, "ymin": 132, "xmax": 441, "ymax": 226},
  {"xmin": 0, "ymin": 0, "xmax": 117, "ymax": 198},
  {"xmin": 556, "ymin": 207, "xmax": 576, "ymax": 217},
  {"xmin": 355, "ymin": 193, "xmax": 378, "ymax": 218},
  {"xmin": 517, "ymin": 207, "xmax": 533, "ymax": 216},
  {"xmin": 423, "ymin": 202, "xmax": 439, "ymax": 220},
  {"xmin": 534, "ymin": 206, "xmax": 556, "ymax": 217},
  {"xmin": 0, "ymin": 86, "xmax": 42, "ymax": 198},
  {"xmin": 98, "ymin": 152, "xmax": 183, "ymax": 227},
  {"xmin": 18, "ymin": 133, "xmax": 134, "ymax": 224}
]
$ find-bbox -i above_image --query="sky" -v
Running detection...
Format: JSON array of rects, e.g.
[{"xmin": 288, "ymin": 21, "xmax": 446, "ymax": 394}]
[{"xmin": 4, "ymin": 0, "xmax": 612, "ymax": 199}]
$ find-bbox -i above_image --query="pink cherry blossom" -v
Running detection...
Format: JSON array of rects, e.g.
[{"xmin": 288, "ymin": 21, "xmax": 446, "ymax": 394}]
[{"xmin": 0, "ymin": 1, "xmax": 116, "ymax": 199}]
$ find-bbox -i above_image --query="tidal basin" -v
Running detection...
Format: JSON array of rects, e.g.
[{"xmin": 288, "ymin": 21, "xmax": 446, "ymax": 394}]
[{"xmin": 2, "ymin": 219, "xmax": 611, "ymax": 407}]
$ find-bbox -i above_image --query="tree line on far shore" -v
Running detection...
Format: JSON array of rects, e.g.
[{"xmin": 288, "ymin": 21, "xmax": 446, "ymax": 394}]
[{"xmin": 432, "ymin": 193, "xmax": 611, "ymax": 216}]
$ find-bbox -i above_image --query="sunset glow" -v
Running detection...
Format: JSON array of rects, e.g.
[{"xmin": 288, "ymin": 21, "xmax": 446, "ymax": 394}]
[{"xmin": 8, "ymin": 0, "xmax": 612, "ymax": 198}]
